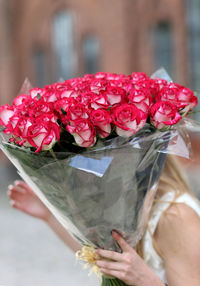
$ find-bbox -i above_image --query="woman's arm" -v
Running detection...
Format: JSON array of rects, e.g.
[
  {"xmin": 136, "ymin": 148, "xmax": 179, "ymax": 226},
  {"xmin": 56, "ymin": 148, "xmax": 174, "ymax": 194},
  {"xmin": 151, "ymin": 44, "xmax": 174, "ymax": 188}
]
[
  {"xmin": 154, "ymin": 202, "xmax": 200, "ymax": 286},
  {"xmin": 45, "ymin": 212, "xmax": 81, "ymax": 252},
  {"xmin": 8, "ymin": 181, "xmax": 81, "ymax": 252}
]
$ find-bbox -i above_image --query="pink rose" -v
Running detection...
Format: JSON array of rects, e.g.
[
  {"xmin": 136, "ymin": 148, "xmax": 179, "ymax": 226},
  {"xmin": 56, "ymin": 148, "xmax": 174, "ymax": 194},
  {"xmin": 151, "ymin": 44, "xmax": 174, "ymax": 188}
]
[
  {"xmin": 77, "ymin": 92, "xmax": 93, "ymax": 109},
  {"xmin": 90, "ymin": 109, "xmax": 112, "ymax": 138},
  {"xmin": 128, "ymin": 88, "xmax": 152, "ymax": 113},
  {"xmin": 54, "ymin": 97, "xmax": 77, "ymax": 118},
  {"xmin": 90, "ymin": 92, "xmax": 110, "ymax": 110},
  {"xmin": 67, "ymin": 103, "xmax": 89, "ymax": 122},
  {"xmin": 177, "ymin": 87, "xmax": 198, "ymax": 113},
  {"xmin": 0, "ymin": 105, "xmax": 15, "ymax": 127},
  {"xmin": 27, "ymin": 121, "xmax": 60, "ymax": 153},
  {"xmin": 7, "ymin": 115, "xmax": 32, "ymax": 138},
  {"xmin": 66, "ymin": 118, "xmax": 96, "ymax": 147},
  {"xmin": 94, "ymin": 72, "xmax": 106, "ymax": 79},
  {"xmin": 8, "ymin": 117, "xmax": 33, "ymax": 147},
  {"xmin": 52, "ymin": 82, "xmax": 73, "ymax": 99},
  {"xmin": 149, "ymin": 78, "xmax": 167, "ymax": 98},
  {"xmin": 90, "ymin": 79, "xmax": 107, "ymax": 94},
  {"xmin": 132, "ymin": 72, "xmax": 149, "ymax": 84},
  {"xmin": 84, "ymin": 73, "xmax": 95, "ymax": 80},
  {"xmin": 59, "ymin": 87, "xmax": 79, "ymax": 99},
  {"xmin": 42, "ymin": 85, "xmax": 58, "ymax": 102},
  {"xmin": 13, "ymin": 94, "xmax": 30, "ymax": 106},
  {"xmin": 30, "ymin": 88, "xmax": 45, "ymax": 99},
  {"xmin": 158, "ymin": 83, "xmax": 198, "ymax": 114},
  {"xmin": 28, "ymin": 98, "xmax": 53, "ymax": 118},
  {"xmin": 112, "ymin": 103, "xmax": 147, "ymax": 137},
  {"xmin": 150, "ymin": 101, "xmax": 182, "ymax": 129},
  {"xmin": 131, "ymin": 73, "xmax": 151, "ymax": 92},
  {"xmin": 104, "ymin": 86, "xmax": 125, "ymax": 105}
]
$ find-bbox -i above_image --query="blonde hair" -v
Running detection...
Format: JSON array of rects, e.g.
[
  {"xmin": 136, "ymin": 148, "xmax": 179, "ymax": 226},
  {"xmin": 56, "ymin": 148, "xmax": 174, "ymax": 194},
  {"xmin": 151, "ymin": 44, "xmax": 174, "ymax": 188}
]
[{"xmin": 135, "ymin": 154, "xmax": 193, "ymax": 257}]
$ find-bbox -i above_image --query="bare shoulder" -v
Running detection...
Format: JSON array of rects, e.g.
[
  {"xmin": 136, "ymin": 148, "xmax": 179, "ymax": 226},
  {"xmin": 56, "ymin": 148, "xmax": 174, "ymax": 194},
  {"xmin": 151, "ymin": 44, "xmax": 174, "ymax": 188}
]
[
  {"xmin": 154, "ymin": 201, "xmax": 200, "ymax": 283},
  {"xmin": 154, "ymin": 201, "xmax": 200, "ymax": 258}
]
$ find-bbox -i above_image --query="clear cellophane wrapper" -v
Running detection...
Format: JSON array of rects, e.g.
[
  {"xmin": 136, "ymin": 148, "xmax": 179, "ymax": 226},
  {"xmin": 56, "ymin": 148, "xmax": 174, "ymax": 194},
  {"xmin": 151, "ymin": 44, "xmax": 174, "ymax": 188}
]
[
  {"xmin": 1, "ymin": 68, "xmax": 200, "ymax": 286},
  {"xmin": 0, "ymin": 121, "xmax": 192, "ymax": 251}
]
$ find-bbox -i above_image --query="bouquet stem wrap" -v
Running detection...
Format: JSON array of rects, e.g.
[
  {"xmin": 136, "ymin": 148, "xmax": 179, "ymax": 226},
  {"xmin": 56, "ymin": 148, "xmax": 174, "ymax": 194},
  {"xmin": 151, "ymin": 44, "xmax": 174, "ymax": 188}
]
[{"xmin": 102, "ymin": 277, "xmax": 128, "ymax": 286}]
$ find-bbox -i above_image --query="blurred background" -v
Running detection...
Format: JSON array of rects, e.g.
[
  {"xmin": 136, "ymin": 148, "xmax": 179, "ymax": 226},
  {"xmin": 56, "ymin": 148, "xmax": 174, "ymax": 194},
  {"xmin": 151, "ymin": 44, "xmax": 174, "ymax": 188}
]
[{"xmin": 0, "ymin": 0, "xmax": 200, "ymax": 285}]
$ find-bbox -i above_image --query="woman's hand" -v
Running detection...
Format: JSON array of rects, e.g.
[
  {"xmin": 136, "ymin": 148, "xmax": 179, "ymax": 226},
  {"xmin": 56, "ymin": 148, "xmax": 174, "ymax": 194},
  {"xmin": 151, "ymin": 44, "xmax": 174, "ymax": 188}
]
[
  {"xmin": 8, "ymin": 180, "xmax": 51, "ymax": 222},
  {"xmin": 96, "ymin": 231, "xmax": 164, "ymax": 286}
]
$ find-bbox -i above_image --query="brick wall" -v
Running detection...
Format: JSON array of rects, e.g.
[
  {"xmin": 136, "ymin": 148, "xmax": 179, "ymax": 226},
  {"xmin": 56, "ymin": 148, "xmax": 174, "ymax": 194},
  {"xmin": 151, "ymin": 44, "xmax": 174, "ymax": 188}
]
[{"xmin": 0, "ymin": 0, "xmax": 189, "ymax": 104}]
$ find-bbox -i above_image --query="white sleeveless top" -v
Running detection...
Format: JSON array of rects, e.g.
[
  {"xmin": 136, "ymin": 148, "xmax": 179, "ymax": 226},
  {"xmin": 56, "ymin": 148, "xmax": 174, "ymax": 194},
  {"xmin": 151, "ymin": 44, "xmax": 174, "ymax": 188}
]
[{"xmin": 143, "ymin": 191, "xmax": 200, "ymax": 285}]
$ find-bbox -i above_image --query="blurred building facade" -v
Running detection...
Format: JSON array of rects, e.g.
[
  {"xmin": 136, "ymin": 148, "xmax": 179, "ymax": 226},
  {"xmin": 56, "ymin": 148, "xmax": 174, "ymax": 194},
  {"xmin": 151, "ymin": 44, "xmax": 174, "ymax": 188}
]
[{"xmin": 1, "ymin": 0, "xmax": 200, "ymax": 103}]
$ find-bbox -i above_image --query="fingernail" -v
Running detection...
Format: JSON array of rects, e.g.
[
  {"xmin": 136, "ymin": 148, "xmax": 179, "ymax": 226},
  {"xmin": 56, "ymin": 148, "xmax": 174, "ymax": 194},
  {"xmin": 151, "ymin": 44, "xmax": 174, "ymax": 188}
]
[
  {"xmin": 8, "ymin": 185, "xmax": 13, "ymax": 190},
  {"xmin": 14, "ymin": 180, "xmax": 20, "ymax": 185},
  {"xmin": 112, "ymin": 230, "xmax": 122, "ymax": 239}
]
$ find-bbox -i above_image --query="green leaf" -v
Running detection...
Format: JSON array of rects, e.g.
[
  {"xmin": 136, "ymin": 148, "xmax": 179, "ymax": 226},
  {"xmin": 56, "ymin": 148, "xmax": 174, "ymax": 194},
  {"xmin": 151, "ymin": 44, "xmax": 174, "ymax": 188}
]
[
  {"xmin": 37, "ymin": 93, "xmax": 41, "ymax": 99},
  {"xmin": 61, "ymin": 107, "xmax": 67, "ymax": 115}
]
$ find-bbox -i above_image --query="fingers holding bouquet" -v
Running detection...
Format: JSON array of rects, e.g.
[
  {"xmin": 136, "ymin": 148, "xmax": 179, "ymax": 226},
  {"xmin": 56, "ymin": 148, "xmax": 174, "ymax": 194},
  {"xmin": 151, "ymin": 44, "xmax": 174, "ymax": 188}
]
[{"xmin": 96, "ymin": 231, "xmax": 164, "ymax": 286}]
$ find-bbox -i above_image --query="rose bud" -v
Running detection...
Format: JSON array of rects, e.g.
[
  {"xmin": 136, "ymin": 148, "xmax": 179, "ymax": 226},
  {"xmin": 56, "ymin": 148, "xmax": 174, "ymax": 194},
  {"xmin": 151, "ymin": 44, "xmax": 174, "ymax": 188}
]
[
  {"xmin": 27, "ymin": 121, "xmax": 60, "ymax": 153},
  {"xmin": 150, "ymin": 101, "xmax": 182, "ymax": 129},
  {"xmin": 90, "ymin": 109, "xmax": 112, "ymax": 138},
  {"xmin": 66, "ymin": 118, "xmax": 96, "ymax": 148},
  {"xmin": 112, "ymin": 103, "xmax": 147, "ymax": 137},
  {"xmin": 128, "ymin": 88, "xmax": 152, "ymax": 113}
]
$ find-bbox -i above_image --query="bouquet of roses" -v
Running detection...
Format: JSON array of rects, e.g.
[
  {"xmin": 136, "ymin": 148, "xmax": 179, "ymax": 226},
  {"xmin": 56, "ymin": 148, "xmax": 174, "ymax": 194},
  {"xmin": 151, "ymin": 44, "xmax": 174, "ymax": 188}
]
[{"xmin": 0, "ymin": 69, "xmax": 197, "ymax": 286}]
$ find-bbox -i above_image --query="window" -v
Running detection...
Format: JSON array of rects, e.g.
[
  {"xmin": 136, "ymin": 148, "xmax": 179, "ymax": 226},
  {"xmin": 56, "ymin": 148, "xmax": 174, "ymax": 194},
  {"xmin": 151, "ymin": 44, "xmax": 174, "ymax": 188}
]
[
  {"xmin": 82, "ymin": 35, "xmax": 100, "ymax": 74},
  {"xmin": 32, "ymin": 49, "xmax": 46, "ymax": 87},
  {"xmin": 185, "ymin": 0, "xmax": 200, "ymax": 90},
  {"xmin": 52, "ymin": 10, "xmax": 77, "ymax": 80},
  {"xmin": 185, "ymin": 0, "xmax": 200, "ymax": 121},
  {"xmin": 152, "ymin": 22, "xmax": 173, "ymax": 78}
]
